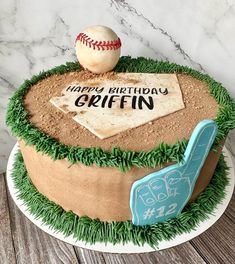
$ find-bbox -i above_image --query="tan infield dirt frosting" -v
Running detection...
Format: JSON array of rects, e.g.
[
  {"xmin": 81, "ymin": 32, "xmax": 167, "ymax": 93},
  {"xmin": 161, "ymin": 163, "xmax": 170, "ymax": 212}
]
[{"xmin": 23, "ymin": 71, "xmax": 219, "ymax": 152}]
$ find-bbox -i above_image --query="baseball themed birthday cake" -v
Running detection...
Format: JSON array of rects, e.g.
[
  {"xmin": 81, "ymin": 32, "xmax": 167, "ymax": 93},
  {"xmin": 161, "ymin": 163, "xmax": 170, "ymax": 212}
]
[{"xmin": 6, "ymin": 25, "xmax": 235, "ymax": 247}]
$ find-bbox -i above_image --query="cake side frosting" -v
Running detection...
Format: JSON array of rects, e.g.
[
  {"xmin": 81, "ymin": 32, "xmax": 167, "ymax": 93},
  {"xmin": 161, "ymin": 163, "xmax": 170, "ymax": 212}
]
[
  {"xmin": 11, "ymin": 149, "xmax": 229, "ymax": 247},
  {"xmin": 18, "ymin": 139, "xmax": 223, "ymax": 221}
]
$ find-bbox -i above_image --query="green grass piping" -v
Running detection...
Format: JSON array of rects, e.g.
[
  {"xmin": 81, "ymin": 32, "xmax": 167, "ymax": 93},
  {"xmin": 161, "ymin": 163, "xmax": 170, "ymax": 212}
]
[
  {"xmin": 12, "ymin": 150, "xmax": 229, "ymax": 247},
  {"xmin": 6, "ymin": 57, "xmax": 235, "ymax": 171}
]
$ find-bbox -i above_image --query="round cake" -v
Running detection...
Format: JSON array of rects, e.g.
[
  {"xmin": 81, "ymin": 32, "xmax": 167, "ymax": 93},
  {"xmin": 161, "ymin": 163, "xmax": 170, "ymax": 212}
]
[{"xmin": 6, "ymin": 54, "xmax": 235, "ymax": 245}]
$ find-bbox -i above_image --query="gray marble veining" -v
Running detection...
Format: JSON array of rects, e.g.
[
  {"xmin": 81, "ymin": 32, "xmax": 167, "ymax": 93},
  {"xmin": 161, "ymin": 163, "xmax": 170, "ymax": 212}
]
[{"xmin": 0, "ymin": 0, "xmax": 235, "ymax": 172}]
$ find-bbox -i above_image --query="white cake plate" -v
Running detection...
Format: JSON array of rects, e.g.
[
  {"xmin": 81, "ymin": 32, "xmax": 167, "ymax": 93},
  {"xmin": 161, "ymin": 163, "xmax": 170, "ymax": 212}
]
[{"xmin": 7, "ymin": 143, "xmax": 235, "ymax": 254}]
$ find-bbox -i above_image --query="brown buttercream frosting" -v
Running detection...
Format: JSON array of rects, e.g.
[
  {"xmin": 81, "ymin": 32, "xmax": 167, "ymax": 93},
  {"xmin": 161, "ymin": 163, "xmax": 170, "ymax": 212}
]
[{"xmin": 19, "ymin": 71, "xmax": 222, "ymax": 222}]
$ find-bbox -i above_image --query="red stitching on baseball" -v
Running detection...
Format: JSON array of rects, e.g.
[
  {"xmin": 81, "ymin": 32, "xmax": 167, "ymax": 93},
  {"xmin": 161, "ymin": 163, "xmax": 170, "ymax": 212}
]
[{"xmin": 76, "ymin": 33, "xmax": 121, "ymax": 51}]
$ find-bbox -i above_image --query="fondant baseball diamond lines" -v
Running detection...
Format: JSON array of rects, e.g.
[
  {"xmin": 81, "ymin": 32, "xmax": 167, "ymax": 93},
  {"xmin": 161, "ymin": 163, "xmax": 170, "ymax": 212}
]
[
  {"xmin": 50, "ymin": 73, "xmax": 185, "ymax": 139},
  {"xmin": 130, "ymin": 119, "xmax": 218, "ymax": 226}
]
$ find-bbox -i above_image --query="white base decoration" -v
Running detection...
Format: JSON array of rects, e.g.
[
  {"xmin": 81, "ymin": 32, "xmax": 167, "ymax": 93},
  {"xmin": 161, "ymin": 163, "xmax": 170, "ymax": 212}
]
[
  {"xmin": 50, "ymin": 73, "xmax": 184, "ymax": 139},
  {"xmin": 7, "ymin": 143, "xmax": 235, "ymax": 254}
]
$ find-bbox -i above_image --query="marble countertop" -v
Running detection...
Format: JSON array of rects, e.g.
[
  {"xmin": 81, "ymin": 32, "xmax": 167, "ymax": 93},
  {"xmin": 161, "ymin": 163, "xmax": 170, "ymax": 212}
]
[{"xmin": 1, "ymin": 0, "xmax": 235, "ymax": 173}]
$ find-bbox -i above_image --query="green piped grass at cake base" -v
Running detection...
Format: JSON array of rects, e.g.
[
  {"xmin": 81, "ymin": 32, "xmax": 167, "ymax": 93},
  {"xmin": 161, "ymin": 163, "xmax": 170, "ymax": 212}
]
[
  {"xmin": 12, "ymin": 151, "xmax": 229, "ymax": 247},
  {"xmin": 6, "ymin": 57, "xmax": 235, "ymax": 171}
]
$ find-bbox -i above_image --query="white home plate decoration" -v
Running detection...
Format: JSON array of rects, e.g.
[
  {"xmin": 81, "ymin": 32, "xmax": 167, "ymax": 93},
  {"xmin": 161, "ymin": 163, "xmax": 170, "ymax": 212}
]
[{"xmin": 50, "ymin": 73, "xmax": 185, "ymax": 139}]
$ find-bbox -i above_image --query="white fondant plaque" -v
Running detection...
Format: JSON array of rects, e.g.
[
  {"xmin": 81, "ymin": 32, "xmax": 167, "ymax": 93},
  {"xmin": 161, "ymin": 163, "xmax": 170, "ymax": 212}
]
[{"xmin": 50, "ymin": 73, "xmax": 185, "ymax": 139}]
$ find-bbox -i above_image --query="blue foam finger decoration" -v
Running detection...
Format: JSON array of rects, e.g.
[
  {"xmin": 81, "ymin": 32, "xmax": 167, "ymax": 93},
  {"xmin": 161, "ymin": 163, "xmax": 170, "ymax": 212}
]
[{"xmin": 130, "ymin": 119, "xmax": 218, "ymax": 226}]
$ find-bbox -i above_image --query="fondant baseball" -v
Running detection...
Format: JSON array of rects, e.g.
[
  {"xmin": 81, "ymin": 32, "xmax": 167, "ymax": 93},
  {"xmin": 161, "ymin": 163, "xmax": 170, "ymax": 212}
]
[{"xmin": 75, "ymin": 25, "xmax": 121, "ymax": 74}]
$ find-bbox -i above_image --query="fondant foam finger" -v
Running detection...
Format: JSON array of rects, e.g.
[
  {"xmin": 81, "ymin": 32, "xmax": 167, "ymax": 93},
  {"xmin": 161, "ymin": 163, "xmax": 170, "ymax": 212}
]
[{"xmin": 130, "ymin": 120, "xmax": 218, "ymax": 226}]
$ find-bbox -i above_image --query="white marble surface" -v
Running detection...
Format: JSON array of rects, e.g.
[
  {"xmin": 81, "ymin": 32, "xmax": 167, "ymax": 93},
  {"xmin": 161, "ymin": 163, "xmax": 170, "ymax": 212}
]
[{"xmin": 0, "ymin": 0, "xmax": 235, "ymax": 173}]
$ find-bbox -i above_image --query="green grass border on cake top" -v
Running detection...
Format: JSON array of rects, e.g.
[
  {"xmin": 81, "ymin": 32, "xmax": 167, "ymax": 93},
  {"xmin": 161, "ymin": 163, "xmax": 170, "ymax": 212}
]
[
  {"xmin": 12, "ymin": 150, "xmax": 229, "ymax": 247},
  {"xmin": 6, "ymin": 56, "xmax": 235, "ymax": 171}
]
